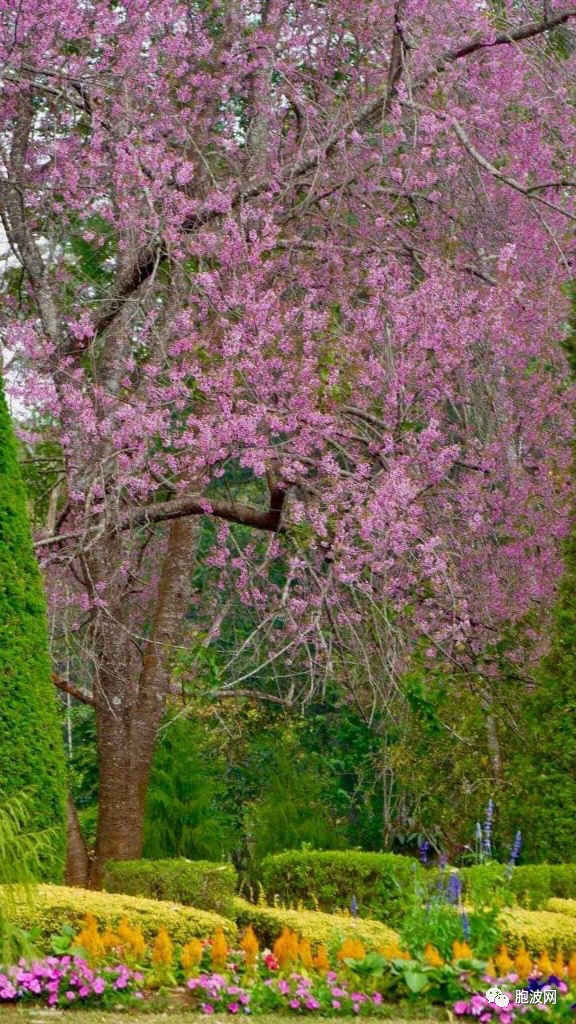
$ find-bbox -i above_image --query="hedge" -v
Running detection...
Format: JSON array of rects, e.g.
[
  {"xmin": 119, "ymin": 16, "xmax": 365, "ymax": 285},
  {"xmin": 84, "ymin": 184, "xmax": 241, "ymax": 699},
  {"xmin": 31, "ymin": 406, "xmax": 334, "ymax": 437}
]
[
  {"xmin": 233, "ymin": 897, "xmax": 397, "ymax": 952},
  {"xmin": 0, "ymin": 380, "xmax": 67, "ymax": 880},
  {"xmin": 498, "ymin": 907, "xmax": 576, "ymax": 956},
  {"xmin": 457, "ymin": 863, "xmax": 576, "ymax": 909},
  {"xmin": 6, "ymin": 884, "xmax": 237, "ymax": 949},
  {"xmin": 260, "ymin": 850, "xmax": 417, "ymax": 925},
  {"xmin": 103, "ymin": 858, "xmax": 237, "ymax": 917}
]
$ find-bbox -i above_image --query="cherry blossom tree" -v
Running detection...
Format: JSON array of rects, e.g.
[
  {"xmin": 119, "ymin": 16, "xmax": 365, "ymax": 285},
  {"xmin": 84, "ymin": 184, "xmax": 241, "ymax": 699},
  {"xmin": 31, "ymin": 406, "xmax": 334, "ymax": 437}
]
[{"xmin": 1, "ymin": 0, "xmax": 575, "ymax": 883}]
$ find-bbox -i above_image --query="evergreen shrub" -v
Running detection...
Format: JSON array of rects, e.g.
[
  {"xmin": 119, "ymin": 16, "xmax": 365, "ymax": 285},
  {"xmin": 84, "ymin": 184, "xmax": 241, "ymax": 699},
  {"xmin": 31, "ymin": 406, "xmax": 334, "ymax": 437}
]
[{"xmin": 260, "ymin": 850, "xmax": 417, "ymax": 924}]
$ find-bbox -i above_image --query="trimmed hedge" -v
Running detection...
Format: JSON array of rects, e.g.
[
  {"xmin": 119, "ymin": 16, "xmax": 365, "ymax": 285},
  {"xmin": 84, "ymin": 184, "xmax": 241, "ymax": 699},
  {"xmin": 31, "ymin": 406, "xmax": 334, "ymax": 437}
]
[
  {"xmin": 103, "ymin": 858, "xmax": 237, "ymax": 917},
  {"xmin": 499, "ymin": 907, "xmax": 576, "ymax": 956},
  {"xmin": 233, "ymin": 897, "xmax": 397, "ymax": 952},
  {"xmin": 6, "ymin": 884, "xmax": 236, "ymax": 950},
  {"xmin": 458, "ymin": 863, "xmax": 576, "ymax": 909},
  {"xmin": 547, "ymin": 898, "xmax": 576, "ymax": 917},
  {"xmin": 260, "ymin": 850, "xmax": 416, "ymax": 925},
  {"xmin": 0, "ymin": 380, "xmax": 67, "ymax": 879}
]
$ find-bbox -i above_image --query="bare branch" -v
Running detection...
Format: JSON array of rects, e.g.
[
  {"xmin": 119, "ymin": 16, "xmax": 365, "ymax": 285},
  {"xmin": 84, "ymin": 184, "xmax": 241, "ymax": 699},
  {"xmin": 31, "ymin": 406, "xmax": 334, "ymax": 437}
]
[{"xmin": 53, "ymin": 675, "xmax": 95, "ymax": 706}]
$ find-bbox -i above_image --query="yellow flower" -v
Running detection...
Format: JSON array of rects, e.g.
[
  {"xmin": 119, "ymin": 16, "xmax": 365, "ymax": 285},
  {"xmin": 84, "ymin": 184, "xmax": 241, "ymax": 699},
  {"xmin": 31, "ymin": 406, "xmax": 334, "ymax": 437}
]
[
  {"xmin": 273, "ymin": 928, "xmax": 299, "ymax": 967},
  {"xmin": 551, "ymin": 952, "xmax": 566, "ymax": 978},
  {"xmin": 117, "ymin": 918, "xmax": 146, "ymax": 961},
  {"xmin": 152, "ymin": 926, "xmax": 173, "ymax": 967},
  {"xmin": 537, "ymin": 950, "xmax": 553, "ymax": 976},
  {"xmin": 382, "ymin": 941, "xmax": 410, "ymax": 960},
  {"xmin": 211, "ymin": 926, "xmax": 229, "ymax": 970},
  {"xmin": 495, "ymin": 945, "xmax": 514, "ymax": 976},
  {"xmin": 514, "ymin": 947, "xmax": 533, "ymax": 980},
  {"xmin": 337, "ymin": 937, "xmax": 365, "ymax": 961},
  {"xmin": 181, "ymin": 938, "xmax": 204, "ymax": 977},
  {"xmin": 75, "ymin": 913, "xmax": 105, "ymax": 965},
  {"xmin": 424, "ymin": 943, "xmax": 443, "ymax": 967},
  {"xmin": 453, "ymin": 940, "xmax": 473, "ymax": 960},
  {"xmin": 313, "ymin": 944, "xmax": 330, "ymax": 973},
  {"xmin": 298, "ymin": 937, "xmax": 313, "ymax": 970},
  {"xmin": 241, "ymin": 925, "xmax": 259, "ymax": 969}
]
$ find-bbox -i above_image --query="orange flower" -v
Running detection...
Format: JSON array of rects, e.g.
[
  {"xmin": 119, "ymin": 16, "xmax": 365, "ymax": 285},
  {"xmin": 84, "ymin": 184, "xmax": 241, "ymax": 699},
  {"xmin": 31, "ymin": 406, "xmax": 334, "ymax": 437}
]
[
  {"xmin": 181, "ymin": 938, "xmax": 203, "ymax": 977},
  {"xmin": 273, "ymin": 928, "xmax": 299, "ymax": 967},
  {"xmin": 551, "ymin": 952, "xmax": 566, "ymax": 978},
  {"xmin": 211, "ymin": 926, "xmax": 229, "ymax": 971},
  {"xmin": 537, "ymin": 950, "xmax": 553, "ymax": 977},
  {"xmin": 514, "ymin": 947, "xmax": 533, "ymax": 980},
  {"xmin": 298, "ymin": 937, "xmax": 313, "ymax": 970},
  {"xmin": 568, "ymin": 952, "xmax": 576, "ymax": 982},
  {"xmin": 313, "ymin": 944, "xmax": 330, "ymax": 973},
  {"xmin": 152, "ymin": 927, "xmax": 173, "ymax": 967},
  {"xmin": 494, "ymin": 945, "xmax": 514, "ymax": 976},
  {"xmin": 337, "ymin": 937, "xmax": 365, "ymax": 961},
  {"xmin": 453, "ymin": 940, "xmax": 473, "ymax": 960},
  {"xmin": 424, "ymin": 943, "xmax": 443, "ymax": 967},
  {"xmin": 75, "ymin": 913, "xmax": 105, "ymax": 965},
  {"xmin": 241, "ymin": 925, "xmax": 259, "ymax": 969}
]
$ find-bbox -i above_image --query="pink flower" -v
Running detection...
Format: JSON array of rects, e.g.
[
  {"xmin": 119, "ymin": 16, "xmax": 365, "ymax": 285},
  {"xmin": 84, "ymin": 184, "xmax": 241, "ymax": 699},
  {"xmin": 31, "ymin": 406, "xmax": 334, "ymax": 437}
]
[
  {"xmin": 372, "ymin": 992, "xmax": 383, "ymax": 1005},
  {"xmin": 289, "ymin": 999, "xmax": 301, "ymax": 1009},
  {"xmin": 228, "ymin": 1002, "xmax": 240, "ymax": 1013},
  {"xmin": 200, "ymin": 1004, "xmax": 214, "ymax": 1014},
  {"xmin": 332, "ymin": 1000, "xmax": 342, "ymax": 1010},
  {"xmin": 454, "ymin": 1001, "xmax": 471, "ymax": 1015}
]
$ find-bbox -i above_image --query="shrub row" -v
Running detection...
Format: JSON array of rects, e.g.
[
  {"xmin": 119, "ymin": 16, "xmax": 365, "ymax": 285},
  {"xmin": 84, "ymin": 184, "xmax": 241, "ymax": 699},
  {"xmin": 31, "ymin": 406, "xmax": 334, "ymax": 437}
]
[
  {"xmin": 499, "ymin": 907, "xmax": 576, "ymax": 956},
  {"xmin": 458, "ymin": 863, "xmax": 576, "ymax": 909},
  {"xmin": 233, "ymin": 897, "xmax": 398, "ymax": 952},
  {"xmin": 6, "ymin": 884, "xmax": 236, "ymax": 950},
  {"xmin": 261, "ymin": 851, "xmax": 576, "ymax": 922},
  {"xmin": 103, "ymin": 858, "xmax": 237, "ymax": 918},
  {"xmin": 260, "ymin": 850, "xmax": 416, "ymax": 925}
]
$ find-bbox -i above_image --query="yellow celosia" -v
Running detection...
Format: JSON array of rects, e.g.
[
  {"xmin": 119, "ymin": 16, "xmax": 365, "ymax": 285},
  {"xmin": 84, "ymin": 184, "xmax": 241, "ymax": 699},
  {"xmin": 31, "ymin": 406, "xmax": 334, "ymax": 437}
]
[
  {"xmin": 568, "ymin": 952, "xmax": 576, "ymax": 982},
  {"xmin": 298, "ymin": 937, "xmax": 313, "ymax": 970},
  {"xmin": 313, "ymin": 944, "xmax": 330, "ymax": 973},
  {"xmin": 75, "ymin": 913, "xmax": 105, "ymax": 964},
  {"xmin": 495, "ymin": 945, "xmax": 514, "ymax": 976},
  {"xmin": 537, "ymin": 950, "xmax": 554, "ymax": 976},
  {"xmin": 101, "ymin": 927, "xmax": 120, "ymax": 951},
  {"xmin": 241, "ymin": 925, "xmax": 259, "ymax": 968},
  {"xmin": 211, "ymin": 926, "xmax": 229, "ymax": 970},
  {"xmin": 551, "ymin": 951, "xmax": 566, "ymax": 978},
  {"xmin": 273, "ymin": 927, "xmax": 299, "ymax": 967},
  {"xmin": 514, "ymin": 947, "xmax": 533, "ymax": 980},
  {"xmin": 117, "ymin": 918, "xmax": 146, "ymax": 961},
  {"xmin": 337, "ymin": 937, "xmax": 365, "ymax": 961},
  {"xmin": 453, "ymin": 941, "xmax": 473, "ymax": 960},
  {"xmin": 382, "ymin": 941, "xmax": 410, "ymax": 960},
  {"xmin": 181, "ymin": 938, "xmax": 204, "ymax": 977},
  {"xmin": 152, "ymin": 926, "xmax": 174, "ymax": 967},
  {"xmin": 424, "ymin": 943, "xmax": 444, "ymax": 967},
  {"xmin": 486, "ymin": 958, "xmax": 496, "ymax": 977}
]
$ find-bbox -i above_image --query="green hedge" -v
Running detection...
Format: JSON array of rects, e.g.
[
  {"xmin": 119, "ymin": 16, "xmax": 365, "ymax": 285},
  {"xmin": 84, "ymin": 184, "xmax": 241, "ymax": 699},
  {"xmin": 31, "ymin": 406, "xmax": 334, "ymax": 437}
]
[
  {"xmin": 260, "ymin": 850, "xmax": 417, "ymax": 925},
  {"xmin": 233, "ymin": 897, "xmax": 398, "ymax": 952},
  {"xmin": 0, "ymin": 378, "xmax": 66, "ymax": 879},
  {"xmin": 103, "ymin": 858, "xmax": 237, "ymax": 917},
  {"xmin": 457, "ymin": 863, "xmax": 576, "ymax": 908}
]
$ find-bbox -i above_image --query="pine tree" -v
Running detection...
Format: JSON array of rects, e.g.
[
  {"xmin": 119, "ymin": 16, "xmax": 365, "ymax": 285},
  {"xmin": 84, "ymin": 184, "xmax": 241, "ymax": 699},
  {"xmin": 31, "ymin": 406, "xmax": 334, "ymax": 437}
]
[{"xmin": 0, "ymin": 376, "xmax": 66, "ymax": 879}]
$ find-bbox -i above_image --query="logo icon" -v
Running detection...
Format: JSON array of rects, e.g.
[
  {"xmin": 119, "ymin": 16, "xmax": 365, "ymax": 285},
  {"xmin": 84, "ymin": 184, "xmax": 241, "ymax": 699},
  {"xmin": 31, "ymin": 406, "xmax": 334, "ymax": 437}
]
[{"xmin": 485, "ymin": 987, "xmax": 510, "ymax": 1008}]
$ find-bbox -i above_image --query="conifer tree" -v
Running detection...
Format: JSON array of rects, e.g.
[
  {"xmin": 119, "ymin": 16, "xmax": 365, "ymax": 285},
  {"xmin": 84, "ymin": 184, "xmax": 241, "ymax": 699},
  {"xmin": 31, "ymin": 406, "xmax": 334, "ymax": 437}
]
[{"xmin": 0, "ymin": 376, "xmax": 66, "ymax": 879}]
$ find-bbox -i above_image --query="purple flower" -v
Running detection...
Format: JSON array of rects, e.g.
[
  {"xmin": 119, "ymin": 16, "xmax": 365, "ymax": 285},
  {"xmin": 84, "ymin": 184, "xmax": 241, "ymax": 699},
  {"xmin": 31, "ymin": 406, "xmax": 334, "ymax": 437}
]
[
  {"xmin": 483, "ymin": 799, "xmax": 494, "ymax": 857},
  {"xmin": 289, "ymin": 998, "xmax": 301, "ymax": 1009},
  {"xmin": 446, "ymin": 872, "xmax": 462, "ymax": 904},
  {"xmin": 228, "ymin": 1002, "xmax": 240, "ymax": 1013},
  {"xmin": 306, "ymin": 997, "xmax": 321, "ymax": 1010},
  {"xmin": 419, "ymin": 841, "xmax": 431, "ymax": 864}
]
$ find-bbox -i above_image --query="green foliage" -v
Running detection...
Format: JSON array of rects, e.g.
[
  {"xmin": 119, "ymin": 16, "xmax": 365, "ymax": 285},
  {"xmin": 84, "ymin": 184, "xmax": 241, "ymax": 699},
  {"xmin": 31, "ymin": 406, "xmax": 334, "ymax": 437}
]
[
  {"xmin": 103, "ymin": 858, "xmax": 237, "ymax": 918},
  {"xmin": 260, "ymin": 850, "xmax": 417, "ymax": 926},
  {"xmin": 498, "ymin": 906, "xmax": 576, "ymax": 956},
  {"xmin": 0, "ymin": 379, "xmax": 67, "ymax": 880},
  {"xmin": 6, "ymin": 883, "xmax": 237, "ymax": 950},
  {"xmin": 232, "ymin": 896, "xmax": 397, "ymax": 951},
  {"xmin": 143, "ymin": 714, "xmax": 234, "ymax": 862},
  {"xmin": 247, "ymin": 742, "xmax": 346, "ymax": 866},
  {"xmin": 459, "ymin": 863, "xmax": 576, "ymax": 909},
  {"xmin": 0, "ymin": 795, "xmax": 49, "ymax": 964}
]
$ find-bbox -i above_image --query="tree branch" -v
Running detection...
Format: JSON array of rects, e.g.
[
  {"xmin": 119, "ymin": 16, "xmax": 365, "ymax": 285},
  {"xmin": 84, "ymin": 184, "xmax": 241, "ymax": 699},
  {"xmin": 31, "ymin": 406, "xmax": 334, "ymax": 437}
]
[{"xmin": 53, "ymin": 675, "xmax": 95, "ymax": 706}]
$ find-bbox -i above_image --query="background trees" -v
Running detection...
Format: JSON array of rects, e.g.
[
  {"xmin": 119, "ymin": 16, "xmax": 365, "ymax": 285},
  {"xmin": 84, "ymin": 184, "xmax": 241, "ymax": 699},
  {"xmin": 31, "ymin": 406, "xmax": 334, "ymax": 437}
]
[{"xmin": 1, "ymin": 0, "xmax": 576, "ymax": 881}]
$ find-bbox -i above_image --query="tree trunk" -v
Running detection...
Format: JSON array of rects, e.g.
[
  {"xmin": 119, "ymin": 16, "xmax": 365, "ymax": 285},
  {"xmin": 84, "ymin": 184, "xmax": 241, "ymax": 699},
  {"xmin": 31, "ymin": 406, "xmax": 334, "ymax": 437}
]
[{"xmin": 88, "ymin": 519, "xmax": 197, "ymax": 887}]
